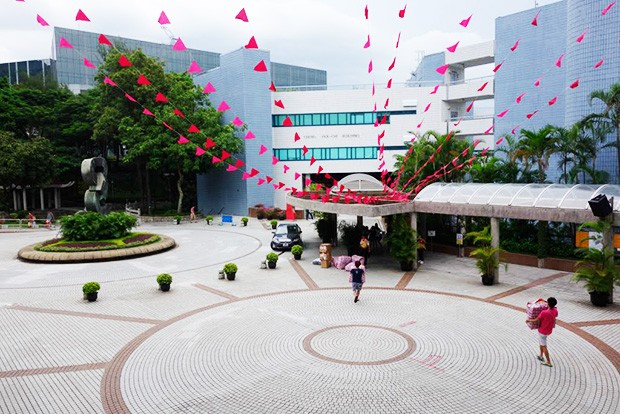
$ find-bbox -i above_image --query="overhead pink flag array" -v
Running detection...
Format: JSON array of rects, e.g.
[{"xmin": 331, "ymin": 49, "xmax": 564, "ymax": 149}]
[
  {"xmin": 158, "ymin": 11, "xmax": 170, "ymax": 25},
  {"xmin": 36, "ymin": 15, "xmax": 49, "ymax": 26},
  {"xmin": 75, "ymin": 9, "xmax": 90, "ymax": 22}
]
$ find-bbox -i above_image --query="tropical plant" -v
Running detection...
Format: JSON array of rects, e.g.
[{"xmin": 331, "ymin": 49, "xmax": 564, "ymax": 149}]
[
  {"xmin": 205, "ymin": 215, "xmax": 214, "ymax": 223},
  {"xmin": 573, "ymin": 220, "xmax": 619, "ymax": 294},
  {"xmin": 174, "ymin": 215, "xmax": 182, "ymax": 224},
  {"xmin": 589, "ymin": 82, "xmax": 620, "ymax": 180},
  {"xmin": 156, "ymin": 273, "xmax": 173, "ymax": 285},
  {"xmin": 241, "ymin": 217, "xmax": 249, "ymax": 225},
  {"xmin": 314, "ymin": 215, "xmax": 336, "ymax": 243},
  {"xmin": 384, "ymin": 214, "xmax": 417, "ymax": 265},
  {"xmin": 82, "ymin": 282, "xmax": 100, "ymax": 294},
  {"xmin": 465, "ymin": 226, "xmax": 507, "ymax": 280},
  {"xmin": 270, "ymin": 219, "xmax": 278, "ymax": 229},
  {"xmin": 223, "ymin": 263, "xmax": 238, "ymax": 274},
  {"xmin": 338, "ymin": 221, "xmax": 362, "ymax": 255},
  {"xmin": 515, "ymin": 125, "xmax": 558, "ymax": 184},
  {"xmin": 266, "ymin": 252, "xmax": 279, "ymax": 263}
]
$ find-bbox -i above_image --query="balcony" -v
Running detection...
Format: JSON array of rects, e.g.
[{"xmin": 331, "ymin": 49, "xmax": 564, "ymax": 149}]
[
  {"xmin": 445, "ymin": 76, "xmax": 494, "ymax": 102},
  {"xmin": 449, "ymin": 116, "xmax": 494, "ymax": 137}
]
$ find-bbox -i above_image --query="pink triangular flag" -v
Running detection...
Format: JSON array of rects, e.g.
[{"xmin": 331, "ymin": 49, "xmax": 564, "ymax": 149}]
[
  {"xmin": 576, "ymin": 31, "xmax": 586, "ymax": 43},
  {"xmin": 310, "ymin": 156, "xmax": 317, "ymax": 166},
  {"xmin": 301, "ymin": 146, "xmax": 309, "ymax": 156},
  {"xmin": 417, "ymin": 120, "xmax": 424, "ymax": 129},
  {"xmin": 266, "ymin": 176, "xmax": 274, "ymax": 184},
  {"xmin": 388, "ymin": 57, "xmax": 396, "ymax": 71},
  {"xmin": 447, "ymin": 42, "xmax": 459, "ymax": 53},
  {"xmin": 241, "ymin": 172, "xmax": 251, "ymax": 180},
  {"xmin": 124, "ymin": 93, "xmax": 137, "ymax": 103},
  {"xmin": 119, "ymin": 55, "xmax": 132, "ymax": 67},
  {"xmin": 453, "ymin": 118, "xmax": 462, "ymax": 127},
  {"xmin": 205, "ymin": 137, "xmax": 216, "ymax": 149},
  {"xmin": 217, "ymin": 101, "xmax": 230, "ymax": 112},
  {"xmin": 83, "ymin": 58, "xmax": 96, "ymax": 69},
  {"xmin": 254, "ymin": 60, "xmax": 268, "ymax": 72},
  {"xmin": 594, "ymin": 59, "xmax": 604, "ymax": 68},
  {"xmin": 158, "ymin": 11, "xmax": 171, "ymax": 25},
  {"xmin": 398, "ymin": 5, "xmax": 407, "ymax": 18},
  {"xmin": 460, "ymin": 15, "xmax": 472, "ymax": 27},
  {"xmin": 75, "ymin": 9, "xmax": 90, "ymax": 22},
  {"xmin": 570, "ymin": 79, "xmax": 579, "ymax": 89},
  {"xmin": 531, "ymin": 10, "xmax": 541, "ymax": 26},
  {"xmin": 496, "ymin": 136, "xmax": 505, "ymax": 145},
  {"xmin": 430, "ymin": 84, "xmax": 440, "ymax": 94},
  {"xmin": 368, "ymin": 59, "xmax": 373, "ymax": 73},
  {"xmin": 510, "ymin": 39, "xmax": 520, "ymax": 52},
  {"xmin": 172, "ymin": 38, "xmax": 187, "ymax": 51},
  {"xmin": 384, "ymin": 98, "xmax": 390, "ymax": 109},
  {"xmin": 142, "ymin": 108, "xmax": 154, "ymax": 116},
  {"xmin": 221, "ymin": 150, "xmax": 231, "ymax": 161},
  {"xmin": 295, "ymin": 172, "xmax": 301, "ymax": 180},
  {"xmin": 245, "ymin": 36, "xmax": 258, "ymax": 49},
  {"xmin": 436, "ymin": 64, "xmax": 449, "ymax": 75},
  {"xmin": 177, "ymin": 136, "xmax": 190, "ymax": 144},
  {"xmin": 269, "ymin": 82, "xmax": 277, "ymax": 92},
  {"xmin": 516, "ymin": 92, "xmax": 526, "ymax": 103},
  {"xmin": 226, "ymin": 164, "xmax": 239, "ymax": 172},
  {"xmin": 555, "ymin": 54, "xmax": 565, "ymax": 68},
  {"xmin": 203, "ymin": 82, "xmax": 216, "ymax": 93},
  {"xmin": 273, "ymin": 157, "xmax": 280, "ymax": 165},
  {"xmin": 548, "ymin": 97, "xmax": 557, "ymax": 106},
  {"xmin": 188, "ymin": 60, "xmax": 202, "ymax": 73},
  {"xmin": 497, "ymin": 109, "xmax": 509, "ymax": 118},
  {"xmin": 283, "ymin": 165, "xmax": 290, "ymax": 173},
  {"xmin": 188, "ymin": 124, "xmax": 200, "ymax": 133},
  {"xmin": 103, "ymin": 77, "xmax": 116, "ymax": 87},
  {"xmin": 212, "ymin": 156, "xmax": 222, "ymax": 164},
  {"xmin": 493, "ymin": 62, "xmax": 503, "ymax": 72},
  {"xmin": 396, "ymin": 32, "xmax": 401, "ymax": 48},
  {"xmin": 98, "ymin": 34, "xmax": 112, "ymax": 46},
  {"xmin": 274, "ymin": 100, "xmax": 285, "ymax": 109},
  {"xmin": 232, "ymin": 117, "xmax": 243, "ymax": 126},
  {"xmin": 59, "ymin": 37, "xmax": 73, "ymax": 49},
  {"xmin": 196, "ymin": 147, "xmax": 206, "ymax": 156},
  {"xmin": 282, "ymin": 116, "xmax": 293, "ymax": 127},
  {"xmin": 235, "ymin": 8, "xmax": 249, "ymax": 22},
  {"xmin": 294, "ymin": 132, "xmax": 301, "ymax": 142},
  {"xmin": 173, "ymin": 108, "xmax": 185, "ymax": 118},
  {"xmin": 602, "ymin": 2, "xmax": 616, "ymax": 15},
  {"xmin": 534, "ymin": 77, "xmax": 542, "ymax": 87},
  {"xmin": 387, "ymin": 79, "xmax": 393, "ymax": 89},
  {"xmin": 256, "ymin": 178, "xmax": 266, "ymax": 185},
  {"xmin": 259, "ymin": 144, "xmax": 268, "ymax": 155},
  {"xmin": 137, "ymin": 74, "xmax": 151, "ymax": 85},
  {"xmin": 477, "ymin": 82, "xmax": 489, "ymax": 92},
  {"xmin": 511, "ymin": 126, "xmax": 519, "ymax": 134},
  {"xmin": 466, "ymin": 101, "xmax": 474, "ymax": 112},
  {"xmin": 424, "ymin": 103, "xmax": 431, "ymax": 113},
  {"xmin": 36, "ymin": 15, "xmax": 49, "ymax": 26},
  {"xmin": 155, "ymin": 92, "xmax": 168, "ymax": 102},
  {"xmin": 526, "ymin": 110, "xmax": 539, "ymax": 119},
  {"xmin": 365, "ymin": 5, "xmax": 369, "ymax": 19},
  {"xmin": 245, "ymin": 131, "xmax": 255, "ymax": 140},
  {"xmin": 363, "ymin": 35, "xmax": 371, "ymax": 49}
]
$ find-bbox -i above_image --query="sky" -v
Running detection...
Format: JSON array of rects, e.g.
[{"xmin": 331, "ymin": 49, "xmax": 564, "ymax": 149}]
[{"xmin": 1, "ymin": 0, "xmax": 560, "ymax": 86}]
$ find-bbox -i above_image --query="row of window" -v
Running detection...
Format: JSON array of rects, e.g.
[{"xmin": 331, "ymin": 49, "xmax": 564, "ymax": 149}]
[
  {"xmin": 272, "ymin": 110, "xmax": 417, "ymax": 127},
  {"xmin": 273, "ymin": 146, "xmax": 408, "ymax": 161}
]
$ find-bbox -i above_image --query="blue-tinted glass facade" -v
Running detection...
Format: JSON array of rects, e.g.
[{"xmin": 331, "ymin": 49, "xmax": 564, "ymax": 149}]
[
  {"xmin": 408, "ymin": 52, "xmax": 445, "ymax": 86},
  {"xmin": 271, "ymin": 63, "xmax": 327, "ymax": 89},
  {"xmin": 274, "ymin": 146, "xmax": 408, "ymax": 161},
  {"xmin": 0, "ymin": 59, "xmax": 55, "ymax": 85},
  {"xmin": 272, "ymin": 110, "xmax": 416, "ymax": 127}
]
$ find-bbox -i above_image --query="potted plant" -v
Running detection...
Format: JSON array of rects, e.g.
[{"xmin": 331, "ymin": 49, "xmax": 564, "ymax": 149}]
[
  {"xmin": 223, "ymin": 263, "xmax": 238, "ymax": 280},
  {"xmin": 82, "ymin": 282, "xmax": 100, "ymax": 302},
  {"xmin": 292, "ymin": 244, "xmax": 303, "ymax": 260},
  {"xmin": 270, "ymin": 219, "xmax": 278, "ymax": 229},
  {"xmin": 266, "ymin": 252, "xmax": 279, "ymax": 269},
  {"xmin": 573, "ymin": 220, "xmax": 619, "ymax": 306},
  {"xmin": 385, "ymin": 214, "xmax": 417, "ymax": 271},
  {"xmin": 156, "ymin": 273, "xmax": 173, "ymax": 291},
  {"xmin": 241, "ymin": 217, "xmax": 249, "ymax": 227},
  {"xmin": 465, "ymin": 226, "xmax": 507, "ymax": 285},
  {"xmin": 205, "ymin": 215, "xmax": 214, "ymax": 225},
  {"xmin": 174, "ymin": 215, "xmax": 182, "ymax": 225}
]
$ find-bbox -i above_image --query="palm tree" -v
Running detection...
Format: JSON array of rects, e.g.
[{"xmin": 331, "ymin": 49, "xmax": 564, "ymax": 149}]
[
  {"xmin": 516, "ymin": 125, "xmax": 558, "ymax": 183},
  {"xmin": 552, "ymin": 124, "xmax": 579, "ymax": 184},
  {"xmin": 493, "ymin": 134, "xmax": 521, "ymax": 182},
  {"xmin": 578, "ymin": 115, "xmax": 614, "ymax": 182},
  {"xmin": 590, "ymin": 82, "xmax": 620, "ymax": 181}
]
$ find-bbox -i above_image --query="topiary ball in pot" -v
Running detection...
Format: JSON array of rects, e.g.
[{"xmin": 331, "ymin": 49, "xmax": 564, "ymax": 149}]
[
  {"xmin": 82, "ymin": 281, "xmax": 100, "ymax": 302},
  {"xmin": 156, "ymin": 273, "xmax": 173, "ymax": 291},
  {"xmin": 291, "ymin": 244, "xmax": 303, "ymax": 260},
  {"xmin": 266, "ymin": 252, "xmax": 279, "ymax": 269},
  {"xmin": 223, "ymin": 263, "xmax": 238, "ymax": 280}
]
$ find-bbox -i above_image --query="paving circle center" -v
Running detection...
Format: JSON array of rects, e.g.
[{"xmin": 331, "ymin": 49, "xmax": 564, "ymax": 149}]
[{"xmin": 302, "ymin": 324, "xmax": 416, "ymax": 365}]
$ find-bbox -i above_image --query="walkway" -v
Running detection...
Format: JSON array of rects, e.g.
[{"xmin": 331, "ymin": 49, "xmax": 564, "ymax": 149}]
[{"xmin": 0, "ymin": 219, "xmax": 618, "ymax": 413}]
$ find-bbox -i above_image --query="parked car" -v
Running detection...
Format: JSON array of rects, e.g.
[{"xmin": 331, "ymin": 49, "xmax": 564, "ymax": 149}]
[{"xmin": 271, "ymin": 223, "xmax": 303, "ymax": 250}]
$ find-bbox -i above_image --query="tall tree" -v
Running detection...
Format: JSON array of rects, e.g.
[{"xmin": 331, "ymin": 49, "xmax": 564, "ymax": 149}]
[
  {"xmin": 515, "ymin": 125, "xmax": 558, "ymax": 184},
  {"xmin": 92, "ymin": 49, "xmax": 243, "ymax": 213},
  {"xmin": 590, "ymin": 82, "xmax": 620, "ymax": 182}
]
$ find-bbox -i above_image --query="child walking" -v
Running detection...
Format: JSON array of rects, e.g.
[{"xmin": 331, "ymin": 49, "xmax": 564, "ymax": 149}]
[{"xmin": 349, "ymin": 261, "xmax": 366, "ymax": 303}]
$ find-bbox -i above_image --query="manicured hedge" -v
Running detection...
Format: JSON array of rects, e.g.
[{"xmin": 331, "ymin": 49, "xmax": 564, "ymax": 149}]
[{"xmin": 60, "ymin": 212, "xmax": 137, "ymax": 241}]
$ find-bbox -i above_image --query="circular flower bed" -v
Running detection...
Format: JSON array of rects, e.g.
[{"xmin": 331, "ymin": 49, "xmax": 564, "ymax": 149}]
[{"xmin": 35, "ymin": 232, "xmax": 161, "ymax": 252}]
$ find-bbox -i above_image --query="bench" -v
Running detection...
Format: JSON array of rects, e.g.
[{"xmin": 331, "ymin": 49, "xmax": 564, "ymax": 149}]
[{"xmin": 220, "ymin": 215, "xmax": 236, "ymax": 226}]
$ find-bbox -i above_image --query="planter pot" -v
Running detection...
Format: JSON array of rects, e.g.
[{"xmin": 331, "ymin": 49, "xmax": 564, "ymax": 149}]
[
  {"xmin": 207, "ymin": 221, "xmax": 212, "ymax": 225},
  {"xmin": 85, "ymin": 292, "xmax": 98, "ymax": 302},
  {"xmin": 400, "ymin": 261, "xmax": 414, "ymax": 271},
  {"xmin": 293, "ymin": 254, "xmax": 302, "ymax": 260},
  {"xmin": 589, "ymin": 291, "xmax": 609, "ymax": 307},
  {"xmin": 242, "ymin": 222, "xmax": 247, "ymax": 227},
  {"xmin": 481, "ymin": 275, "xmax": 495, "ymax": 286},
  {"xmin": 268, "ymin": 261, "xmax": 277, "ymax": 269},
  {"xmin": 159, "ymin": 283, "xmax": 171, "ymax": 292},
  {"xmin": 271, "ymin": 224, "xmax": 277, "ymax": 230},
  {"xmin": 226, "ymin": 272, "xmax": 236, "ymax": 281}
]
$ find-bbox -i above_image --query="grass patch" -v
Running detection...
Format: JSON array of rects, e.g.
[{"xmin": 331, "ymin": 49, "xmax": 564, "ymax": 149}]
[{"xmin": 35, "ymin": 232, "xmax": 161, "ymax": 252}]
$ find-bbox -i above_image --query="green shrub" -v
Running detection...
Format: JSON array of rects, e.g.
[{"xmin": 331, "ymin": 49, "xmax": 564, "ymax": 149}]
[
  {"xmin": 206, "ymin": 215, "xmax": 214, "ymax": 222},
  {"xmin": 266, "ymin": 252, "xmax": 279, "ymax": 262},
  {"xmin": 60, "ymin": 212, "xmax": 136, "ymax": 241},
  {"xmin": 241, "ymin": 217, "xmax": 249, "ymax": 224},
  {"xmin": 291, "ymin": 245, "xmax": 303, "ymax": 255},
  {"xmin": 270, "ymin": 219, "xmax": 278, "ymax": 228},
  {"xmin": 82, "ymin": 282, "xmax": 100, "ymax": 294},
  {"xmin": 223, "ymin": 263, "xmax": 238, "ymax": 273},
  {"xmin": 156, "ymin": 273, "xmax": 173, "ymax": 285}
]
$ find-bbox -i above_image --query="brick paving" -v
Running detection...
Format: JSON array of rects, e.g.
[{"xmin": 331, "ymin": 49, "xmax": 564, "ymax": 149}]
[{"xmin": 0, "ymin": 218, "xmax": 618, "ymax": 413}]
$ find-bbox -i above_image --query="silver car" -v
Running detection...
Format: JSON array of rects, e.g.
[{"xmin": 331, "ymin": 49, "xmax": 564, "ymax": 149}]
[{"xmin": 271, "ymin": 223, "xmax": 303, "ymax": 250}]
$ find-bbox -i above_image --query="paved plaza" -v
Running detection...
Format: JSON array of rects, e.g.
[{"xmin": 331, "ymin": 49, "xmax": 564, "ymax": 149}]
[{"xmin": 0, "ymin": 218, "xmax": 619, "ymax": 413}]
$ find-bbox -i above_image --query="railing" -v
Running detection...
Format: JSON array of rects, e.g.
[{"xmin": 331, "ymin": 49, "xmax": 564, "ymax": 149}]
[
  {"xmin": 0, "ymin": 218, "xmax": 55, "ymax": 230},
  {"xmin": 125, "ymin": 203, "xmax": 142, "ymax": 226}
]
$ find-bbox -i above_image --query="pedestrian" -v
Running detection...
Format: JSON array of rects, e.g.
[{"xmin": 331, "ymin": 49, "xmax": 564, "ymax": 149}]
[
  {"xmin": 526, "ymin": 297, "xmax": 558, "ymax": 367},
  {"xmin": 306, "ymin": 209, "xmax": 314, "ymax": 220},
  {"xmin": 359, "ymin": 234, "xmax": 370, "ymax": 265},
  {"xmin": 417, "ymin": 236, "xmax": 426, "ymax": 264},
  {"xmin": 349, "ymin": 260, "xmax": 366, "ymax": 303},
  {"xmin": 190, "ymin": 206, "xmax": 197, "ymax": 223},
  {"xmin": 45, "ymin": 211, "xmax": 54, "ymax": 228},
  {"xmin": 27, "ymin": 212, "xmax": 36, "ymax": 228}
]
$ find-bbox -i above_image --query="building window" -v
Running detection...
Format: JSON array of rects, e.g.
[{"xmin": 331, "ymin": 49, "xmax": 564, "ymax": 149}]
[
  {"xmin": 273, "ymin": 146, "xmax": 379, "ymax": 161},
  {"xmin": 272, "ymin": 110, "xmax": 416, "ymax": 127}
]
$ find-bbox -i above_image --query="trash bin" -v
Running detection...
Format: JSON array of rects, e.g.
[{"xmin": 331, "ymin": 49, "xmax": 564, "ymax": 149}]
[{"xmin": 319, "ymin": 243, "xmax": 332, "ymax": 268}]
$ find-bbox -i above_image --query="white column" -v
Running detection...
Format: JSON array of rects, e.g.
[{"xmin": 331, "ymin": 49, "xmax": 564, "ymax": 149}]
[
  {"xmin": 411, "ymin": 213, "xmax": 418, "ymax": 270},
  {"xmin": 12, "ymin": 190, "xmax": 17, "ymax": 210},
  {"xmin": 491, "ymin": 217, "xmax": 500, "ymax": 283},
  {"xmin": 40, "ymin": 188, "xmax": 45, "ymax": 210},
  {"xmin": 22, "ymin": 190, "xmax": 27, "ymax": 210}
]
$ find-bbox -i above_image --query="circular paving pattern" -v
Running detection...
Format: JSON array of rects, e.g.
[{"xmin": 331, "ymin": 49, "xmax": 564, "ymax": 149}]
[
  {"xmin": 303, "ymin": 324, "xmax": 416, "ymax": 365},
  {"xmin": 110, "ymin": 289, "xmax": 620, "ymax": 414}
]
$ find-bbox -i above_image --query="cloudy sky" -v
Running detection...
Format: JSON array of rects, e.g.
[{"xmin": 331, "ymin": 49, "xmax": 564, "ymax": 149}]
[{"xmin": 2, "ymin": 0, "xmax": 559, "ymax": 85}]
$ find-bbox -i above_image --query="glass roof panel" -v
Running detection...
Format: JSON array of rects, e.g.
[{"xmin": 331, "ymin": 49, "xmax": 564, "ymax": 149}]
[
  {"xmin": 449, "ymin": 183, "xmax": 484, "ymax": 203},
  {"xmin": 558, "ymin": 185, "xmax": 599, "ymax": 209},
  {"xmin": 488, "ymin": 184, "xmax": 522, "ymax": 206},
  {"xmin": 534, "ymin": 185, "xmax": 571, "ymax": 208},
  {"xmin": 432, "ymin": 184, "xmax": 462, "ymax": 202},
  {"xmin": 594, "ymin": 185, "xmax": 620, "ymax": 211},
  {"xmin": 414, "ymin": 183, "xmax": 445, "ymax": 201},
  {"xmin": 511, "ymin": 184, "xmax": 548, "ymax": 206},
  {"xmin": 468, "ymin": 184, "xmax": 504, "ymax": 204}
]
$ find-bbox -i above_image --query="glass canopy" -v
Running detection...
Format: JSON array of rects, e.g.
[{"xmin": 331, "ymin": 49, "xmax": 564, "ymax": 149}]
[{"xmin": 415, "ymin": 183, "xmax": 620, "ymax": 211}]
